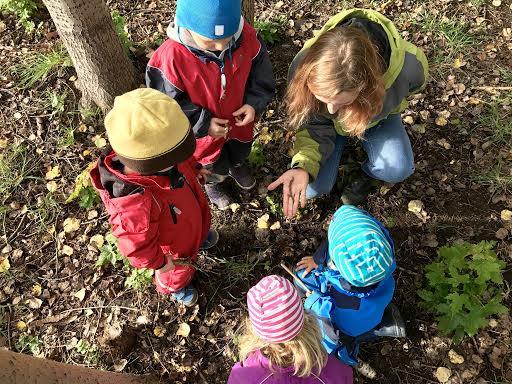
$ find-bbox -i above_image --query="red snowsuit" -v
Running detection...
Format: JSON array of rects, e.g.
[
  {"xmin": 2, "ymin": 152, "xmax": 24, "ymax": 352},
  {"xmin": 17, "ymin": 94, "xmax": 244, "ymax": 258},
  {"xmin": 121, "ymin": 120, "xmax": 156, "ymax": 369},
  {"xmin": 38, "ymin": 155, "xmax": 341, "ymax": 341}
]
[{"xmin": 90, "ymin": 150, "xmax": 211, "ymax": 294}]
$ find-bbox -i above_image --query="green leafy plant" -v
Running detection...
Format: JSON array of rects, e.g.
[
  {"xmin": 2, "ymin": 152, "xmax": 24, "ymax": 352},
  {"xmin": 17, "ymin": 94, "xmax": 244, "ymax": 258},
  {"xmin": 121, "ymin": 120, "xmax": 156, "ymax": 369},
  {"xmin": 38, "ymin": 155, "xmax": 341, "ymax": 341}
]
[
  {"xmin": 65, "ymin": 163, "xmax": 100, "ymax": 209},
  {"xmin": 265, "ymin": 195, "xmax": 281, "ymax": 216},
  {"xmin": 111, "ymin": 10, "xmax": 132, "ymax": 55},
  {"xmin": 16, "ymin": 334, "xmax": 43, "ymax": 355},
  {"xmin": 96, "ymin": 233, "xmax": 129, "ymax": 269},
  {"xmin": 0, "ymin": 0, "xmax": 39, "ymax": 30},
  {"xmin": 125, "ymin": 268, "xmax": 153, "ymax": 290},
  {"xmin": 11, "ymin": 46, "xmax": 72, "ymax": 88},
  {"xmin": 73, "ymin": 339, "xmax": 100, "ymax": 364},
  {"xmin": 418, "ymin": 241, "xmax": 508, "ymax": 343},
  {"xmin": 254, "ymin": 17, "xmax": 285, "ymax": 45},
  {"xmin": 247, "ymin": 141, "xmax": 265, "ymax": 168}
]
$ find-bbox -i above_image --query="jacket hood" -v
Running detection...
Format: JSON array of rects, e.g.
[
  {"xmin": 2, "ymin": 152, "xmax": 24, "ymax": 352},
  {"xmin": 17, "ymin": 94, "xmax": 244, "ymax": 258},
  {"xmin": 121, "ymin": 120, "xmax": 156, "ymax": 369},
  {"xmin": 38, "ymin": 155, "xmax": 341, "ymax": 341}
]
[{"xmin": 167, "ymin": 17, "xmax": 245, "ymax": 60}]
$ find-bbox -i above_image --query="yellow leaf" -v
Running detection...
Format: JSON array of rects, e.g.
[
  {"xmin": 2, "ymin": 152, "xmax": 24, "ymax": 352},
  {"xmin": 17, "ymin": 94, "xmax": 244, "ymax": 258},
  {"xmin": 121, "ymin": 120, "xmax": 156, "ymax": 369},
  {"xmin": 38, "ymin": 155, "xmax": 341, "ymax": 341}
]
[
  {"xmin": 63, "ymin": 217, "xmax": 81, "ymax": 233},
  {"xmin": 93, "ymin": 135, "xmax": 107, "ymax": 148},
  {"xmin": 435, "ymin": 116, "xmax": 448, "ymax": 126},
  {"xmin": 408, "ymin": 200, "xmax": 425, "ymax": 214},
  {"xmin": 448, "ymin": 350, "xmax": 464, "ymax": 364},
  {"xmin": 0, "ymin": 138, "xmax": 8, "ymax": 149},
  {"xmin": 500, "ymin": 209, "xmax": 512, "ymax": 221},
  {"xmin": 16, "ymin": 321, "xmax": 27, "ymax": 331},
  {"xmin": 26, "ymin": 297, "xmax": 43, "ymax": 309},
  {"xmin": 176, "ymin": 323, "xmax": 191, "ymax": 338},
  {"xmin": 229, "ymin": 203, "xmax": 241, "ymax": 213},
  {"xmin": 0, "ymin": 256, "xmax": 10, "ymax": 273},
  {"xmin": 65, "ymin": 163, "xmax": 96, "ymax": 204},
  {"xmin": 62, "ymin": 245, "xmax": 74, "ymax": 255},
  {"xmin": 73, "ymin": 288, "xmax": 86, "ymax": 301},
  {"xmin": 46, "ymin": 181, "xmax": 58, "ymax": 193},
  {"xmin": 78, "ymin": 124, "xmax": 88, "ymax": 133},
  {"xmin": 31, "ymin": 284, "xmax": 42, "ymax": 297},
  {"xmin": 257, "ymin": 214, "xmax": 270, "ymax": 229},
  {"xmin": 153, "ymin": 326, "xmax": 166, "ymax": 338},
  {"xmin": 90, "ymin": 234, "xmax": 105, "ymax": 248},
  {"xmin": 45, "ymin": 165, "xmax": 61, "ymax": 180}
]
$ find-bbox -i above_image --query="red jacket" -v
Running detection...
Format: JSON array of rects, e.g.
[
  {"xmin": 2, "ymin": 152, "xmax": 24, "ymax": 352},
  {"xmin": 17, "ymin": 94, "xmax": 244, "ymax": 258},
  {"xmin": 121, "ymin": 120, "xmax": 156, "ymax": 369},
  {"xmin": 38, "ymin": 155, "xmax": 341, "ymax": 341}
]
[
  {"xmin": 146, "ymin": 21, "xmax": 275, "ymax": 165},
  {"xmin": 90, "ymin": 150, "xmax": 211, "ymax": 293}
]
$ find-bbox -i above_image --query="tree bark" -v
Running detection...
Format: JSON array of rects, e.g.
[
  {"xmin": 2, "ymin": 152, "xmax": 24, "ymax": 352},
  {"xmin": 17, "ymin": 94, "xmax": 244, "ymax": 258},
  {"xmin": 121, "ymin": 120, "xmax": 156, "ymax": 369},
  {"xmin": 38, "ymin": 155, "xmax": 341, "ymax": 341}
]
[
  {"xmin": 242, "ymin": 0, "xmax": 255, "ymax": 25},
  {"xmin": 42, "ymin": 0, "xmax": 136, "ymax": 112},
  {"xmin": 0, "ymin": 349, "xmax": 159, "ymax": 384}
]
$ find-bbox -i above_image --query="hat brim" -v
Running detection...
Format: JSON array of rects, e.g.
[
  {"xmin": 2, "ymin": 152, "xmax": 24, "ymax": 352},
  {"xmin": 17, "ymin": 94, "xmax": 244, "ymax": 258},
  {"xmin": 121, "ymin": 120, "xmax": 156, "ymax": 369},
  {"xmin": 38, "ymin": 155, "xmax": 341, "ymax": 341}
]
[{"xmin": 117, "ymin": 127, "xmax": 196, "ymax": 175}]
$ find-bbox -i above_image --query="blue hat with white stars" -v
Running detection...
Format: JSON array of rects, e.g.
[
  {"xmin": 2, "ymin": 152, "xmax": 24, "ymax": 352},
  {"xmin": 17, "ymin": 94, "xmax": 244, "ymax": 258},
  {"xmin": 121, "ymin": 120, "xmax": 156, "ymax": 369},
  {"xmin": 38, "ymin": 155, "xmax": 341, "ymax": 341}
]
[{"xmin": 328, "ymin": 205, "xmax": 395, "ymax": 287}]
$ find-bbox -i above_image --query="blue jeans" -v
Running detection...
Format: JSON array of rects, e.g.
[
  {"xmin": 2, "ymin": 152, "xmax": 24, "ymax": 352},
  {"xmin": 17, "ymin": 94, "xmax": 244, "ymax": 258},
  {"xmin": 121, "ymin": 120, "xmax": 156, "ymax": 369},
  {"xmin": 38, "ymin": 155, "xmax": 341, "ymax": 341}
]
[{"xmin": 306, "ymin": 114, "xmax": 415, "ymax": 198}]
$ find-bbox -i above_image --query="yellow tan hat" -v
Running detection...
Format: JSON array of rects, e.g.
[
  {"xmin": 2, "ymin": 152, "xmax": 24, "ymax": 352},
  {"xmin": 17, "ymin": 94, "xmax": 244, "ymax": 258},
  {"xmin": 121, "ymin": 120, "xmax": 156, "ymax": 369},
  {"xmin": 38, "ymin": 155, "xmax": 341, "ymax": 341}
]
[{"xmin": 105, "ymin": 88, "xmax": 195, "ymax": 174}]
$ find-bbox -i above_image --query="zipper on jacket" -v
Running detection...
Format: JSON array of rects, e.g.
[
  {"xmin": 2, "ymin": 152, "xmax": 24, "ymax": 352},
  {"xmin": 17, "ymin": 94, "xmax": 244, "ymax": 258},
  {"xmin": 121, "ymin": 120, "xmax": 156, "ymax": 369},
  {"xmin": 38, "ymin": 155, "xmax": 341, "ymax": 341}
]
[{"xmin": 220, "ymin": 63, "xmax": 226, "ymax": 100}]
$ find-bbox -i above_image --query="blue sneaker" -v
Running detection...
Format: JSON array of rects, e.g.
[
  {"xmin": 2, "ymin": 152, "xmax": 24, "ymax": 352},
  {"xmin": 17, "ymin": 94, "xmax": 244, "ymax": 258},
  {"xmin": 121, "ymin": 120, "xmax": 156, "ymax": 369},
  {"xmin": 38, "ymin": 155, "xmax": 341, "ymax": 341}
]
[
  {"xmin": 172, "ymin": 285, "xmax": 198, "ymax": 307},
  {"xmin": 200, "ymin": 229, "xmax": 219, "ymax": 250}
]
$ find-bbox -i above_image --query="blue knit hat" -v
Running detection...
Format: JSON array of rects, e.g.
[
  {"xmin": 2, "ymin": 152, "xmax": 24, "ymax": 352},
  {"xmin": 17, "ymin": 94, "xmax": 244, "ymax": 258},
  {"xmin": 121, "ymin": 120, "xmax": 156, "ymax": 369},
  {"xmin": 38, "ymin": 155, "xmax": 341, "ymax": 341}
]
[
  {"xmin": 176, "ymin": 0, "xmax": 241, "ymax": 40},
  {"xmin": 327, "ymin": 205, "xmax": 395, "ymax": 287}
]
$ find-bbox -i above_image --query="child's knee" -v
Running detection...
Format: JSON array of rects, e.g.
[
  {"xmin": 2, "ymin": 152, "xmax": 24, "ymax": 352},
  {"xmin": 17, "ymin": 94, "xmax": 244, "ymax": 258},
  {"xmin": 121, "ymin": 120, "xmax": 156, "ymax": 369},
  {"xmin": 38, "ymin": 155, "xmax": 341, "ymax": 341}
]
[{"xmin": 370, "ymin": 158, "xmax": 415, "ymax": 183}]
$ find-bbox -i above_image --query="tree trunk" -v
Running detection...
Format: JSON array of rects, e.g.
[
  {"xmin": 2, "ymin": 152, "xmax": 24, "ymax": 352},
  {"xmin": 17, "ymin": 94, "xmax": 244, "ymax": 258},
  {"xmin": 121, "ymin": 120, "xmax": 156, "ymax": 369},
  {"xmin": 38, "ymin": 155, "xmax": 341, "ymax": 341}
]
[
  {"xmin": 0, "ymin": 349, "xmax": 159, "ymax": 384},
  {"xmin": 242, "ymin": 0, "xmax": 255, "ymax": 25},
  {"xmin": 42, "ymin": 0, "xmax": 136, "ymax": 112}
]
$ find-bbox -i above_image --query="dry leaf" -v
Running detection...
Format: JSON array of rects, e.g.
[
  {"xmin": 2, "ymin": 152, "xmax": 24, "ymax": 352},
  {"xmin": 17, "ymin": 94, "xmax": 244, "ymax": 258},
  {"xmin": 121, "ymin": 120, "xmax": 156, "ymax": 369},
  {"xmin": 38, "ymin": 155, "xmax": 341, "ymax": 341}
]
[
  {"xmin": 63, "ymin": 217, "xmax": 81, "ymax": 233},
  {"xmin": 270, "ymin": 221, "xmax": 281, "ymax": 230},
  {"xmin": 448, "ymin": 349, "xmax": 464, "ymax": 364},
  {"xmin": 408, "ymin": 200, "xmax": 425, "ymax": 214},
  {"xmin": 0, "ymin": 138, "xmax": 8, "ymax": 148},
  {"xmin": 62, "ymin": 245, "xmax": 74, "ymax": 256},
  {"xmin": 412, "ymin": 124, "xmax": 426, "ymax": 134},
  {"xmin": 0, "ymin": 256, "xmax": 10, "ymax": 273},
  {"xmin": 45, "ymin": 165, "xmax": 61, "ymax": 180},
  {"xmin": 403, "ymin": 116, "xmax": 414, "ymax": 125},
  {"xmin": 93, "ymin": 135, "xmax": 107, "ymax": 148},
  {"xmin": 16, "ymin": 320, "xmax": 27, "ymax": 331},
  {"xmin": 153, "ymin": 326, "xmax": 166, "ymax": 337},
  {"xmin": 114, "ymin": 359, "xmax": 128, "ymax": 372},
  {"xmin": 46, "ymin": 181, "xmax": 58, "ymax": 193},
  {"xmin": 26, "ymin": 297, "xmax": 43, "ymax": 309},
  {"xmin": 434, "ymin": 367, "xmax": 451, "ymax": 383},
  {"xmin": 437, "ymin": 138, "xmax": 451, "ymax": 149},
  {"xmin": 73, "ymin": 288, "xmax": 86, "ymax": 301},
  {"xmin": 257, "ymin": 214, "xmax": 270, "ymax": 229},
  {"xmin": 229, "ymin": 203, "xmax": 241, "ymax": 213},
  {"xmin": 492, "ymin": 0, "xmax": 501, "ymax": 6},
  {"xmin": 13, "ymin": 112, "xmax": 22, "ymax": 120},
  {"xmin": 500, "ymin": 209, "xmax": 512, "ymax": 221},
  {"xmin": 435, "ymin": 116, "xmax": 448, "ymax": 126},
  {"xmin": 31, "ymin": 284, "xmax": 42, "ymax": 297},
  {"xmin": 176, "ymin": 322, "xmax": 191, "ymax": 338},
  {"xmin": 496, "ymin": 228, "xmax": 508, "ymax": 240},
  {"xmin": 90, "ymin": 234, "xmax": 105, "ymax": 248}
]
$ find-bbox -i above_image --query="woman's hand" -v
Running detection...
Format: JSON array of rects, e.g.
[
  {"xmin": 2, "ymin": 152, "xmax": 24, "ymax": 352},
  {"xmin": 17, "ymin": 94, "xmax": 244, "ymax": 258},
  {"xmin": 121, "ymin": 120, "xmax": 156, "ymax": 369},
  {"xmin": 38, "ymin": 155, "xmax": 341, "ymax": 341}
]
[
  {"xmin": 296, "ymin": 256, "xmax": 318, "ymax": 278},
  {"xmin": 267, "ymin": 168, "xmax": 309, "ymax": 218},
  {"xmin": 209, "ymin": 117, "xmax": 230, "ymax": 139}
]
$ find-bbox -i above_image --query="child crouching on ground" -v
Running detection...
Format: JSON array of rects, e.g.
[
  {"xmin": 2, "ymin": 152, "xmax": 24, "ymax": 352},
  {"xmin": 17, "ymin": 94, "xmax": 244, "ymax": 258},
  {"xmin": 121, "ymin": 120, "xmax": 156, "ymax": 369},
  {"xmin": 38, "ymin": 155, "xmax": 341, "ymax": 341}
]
[
  {"xmin": 228, "ymin": 275, "xmax": 353, "ymax": 383},
  {"xmin": 295, "ymin": 205, "xmax": 405, "ymax": 366},
  {"xmin": 90, "ymin": 88, "xmax": 218, "ymax": 307}
]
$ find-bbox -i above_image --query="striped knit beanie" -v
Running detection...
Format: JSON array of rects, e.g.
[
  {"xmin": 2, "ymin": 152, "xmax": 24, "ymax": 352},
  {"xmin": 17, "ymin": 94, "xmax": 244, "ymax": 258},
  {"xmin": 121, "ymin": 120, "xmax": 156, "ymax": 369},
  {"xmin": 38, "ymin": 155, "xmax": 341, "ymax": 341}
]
[
  {"xmin": 247, "ymin": 275, "xmax": 304, "ymax": 343},
  {"xmin": 105, "ymin": 88, "xmax": 195, "ymax": 175},
  {"xmin": 328, "ymin": 205, "xmax": 394, "ymax": 287}
]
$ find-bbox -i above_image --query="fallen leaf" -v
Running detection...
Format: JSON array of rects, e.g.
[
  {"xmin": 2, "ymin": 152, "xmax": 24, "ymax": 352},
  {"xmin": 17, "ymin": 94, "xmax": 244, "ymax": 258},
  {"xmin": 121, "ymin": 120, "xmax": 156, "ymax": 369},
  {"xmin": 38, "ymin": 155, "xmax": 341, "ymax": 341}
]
[
  {"xmin": 229, "ymin": 203, "xmax": 241, "ymax": 213},
  {"xmin": 408, "ymin": 200, "xmax": 425, "ymax": 214},
  {"xmin": 0, "ymin": 256, "xmax": 10, "ymax": 273},
  {"xmin": 403, "ymin": 115, "xmax": 414, "ymax": 125},
  {"xmin": 437, "ymin": 138, "xmax": 451, "ymax": 149},
  {"xmin": 435, "ymin": 116, "xmax": 448, "ymax": 126},
  {"xmin": 496, "ymin": 228, "xmax": 508, "ymax": 240},
  {"xmin": 176, "ymin": 322, "xmax": 191, "ymax": 338},
  {"xmin": 93, "ymin": 135, "xmax": 107, "ymax": 148},
  {"xmin": 73, "ymin": 288, "xmax": 86, "ymax": 301},
  {"xmin": 45, "ymin": 165, "xmax": 61, "ymax": 180},
  {"xmin": 500, "ymin": 209, "xmax": 512, "ymax": 221},
  {"xmin": 13, "ymin": 112, "xmax": 22, "ymax": 120},
  {"xmin": 62, "ymin": 245, "xmax": 74, "ymax": 255},
  {"xmin": 153, "ymin": 326, "xmax": 166, "ymax": 338},
  {"xmin": 448, "ymin": 349, "xmax": 464, "ymax": 364},
  {"xmin": 257, "ymin": 214, "xmax": 270, "ymax": 229},
  {"xmin": 63, "ymin": 217, "xmax": 81, "ymax": 233},
  {"xmin": 492, "ymin": 0, "xmax": 501, "ymax": 6},
  {"xmin": 453, "ymin": 56, "xmax": 465, "ymax": 68},
  {"xmin": 0, "ymin": 138, "xmax": 8, "ymax": 148},
  {"xmin": 16, "ymin": 321, "xmax": 27, "ymax": 331},
  {"xmin": 26, "ymin": 297, "xmax": 43, "ymax": 309},
  {"xmin": 31, "ymin": 284, "xmax": 42, "ymax": 297},
  {"xmin": 46, "ymin": 181, "xmax": 58, "ymax": 192},
  {"xmin": 89, "ymin": 234, "xmax": 105, "ymax": 248},
  {"xmin": 434, "ymin": 367, "xmax": 451, "ymax": 383},
  {"xmin": 113, "ymin": 359, "xmax": 128, "ymax": 372},
  {"xmin": 412, "ymin": 124, "xmax": 426, "ymax": 134},
  {"xmin": 270, "ymin": 221, "xmax": 281, "ymax": 230},
  {"xmin": 78, "ymin": 124, "xmax": 88, "ymax": 133},
  {"xmin": 136, "ymin": 315, "xmax": 149, "ymax": 325}
]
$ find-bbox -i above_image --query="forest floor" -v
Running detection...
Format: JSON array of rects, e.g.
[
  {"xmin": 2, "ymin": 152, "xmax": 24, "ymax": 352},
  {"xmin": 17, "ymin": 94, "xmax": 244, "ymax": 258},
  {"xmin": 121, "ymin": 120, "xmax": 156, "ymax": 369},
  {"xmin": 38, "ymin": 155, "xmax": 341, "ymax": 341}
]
[{"xmin": 1, "ymin": 0, "xmax": 512, "ymax": 383}]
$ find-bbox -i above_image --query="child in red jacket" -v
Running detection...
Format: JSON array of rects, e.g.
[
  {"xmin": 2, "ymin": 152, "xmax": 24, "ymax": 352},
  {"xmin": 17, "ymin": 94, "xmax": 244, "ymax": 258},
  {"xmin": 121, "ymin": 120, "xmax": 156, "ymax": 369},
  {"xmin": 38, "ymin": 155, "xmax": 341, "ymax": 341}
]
[
  {"xmin": 146, "ymin": 0, "xmax": 275, "ymax": 210},
  {"xmin": 90, "ymin": 88, "xmax": 217, "ymax": 306}
]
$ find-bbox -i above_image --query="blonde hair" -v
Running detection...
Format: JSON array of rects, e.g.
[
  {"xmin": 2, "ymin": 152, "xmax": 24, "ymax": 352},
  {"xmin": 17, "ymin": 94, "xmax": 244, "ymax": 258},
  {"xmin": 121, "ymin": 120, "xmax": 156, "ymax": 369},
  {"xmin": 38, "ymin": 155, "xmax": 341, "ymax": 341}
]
[
  {"xmin": 286, "ymin": 26, "xmax": 386, "ymax": 138},
  {"xmin": 237, "ymin": 313, "xmax": 328, "ymax": 378}
]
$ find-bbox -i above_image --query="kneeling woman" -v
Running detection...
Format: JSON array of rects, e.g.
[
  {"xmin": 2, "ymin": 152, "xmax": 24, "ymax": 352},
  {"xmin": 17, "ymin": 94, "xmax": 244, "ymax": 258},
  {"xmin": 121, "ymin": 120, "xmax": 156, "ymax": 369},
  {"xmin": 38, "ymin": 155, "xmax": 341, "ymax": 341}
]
[{"xmin": 269, "ymin": 9, "xmax": 428, "ymax": 217}]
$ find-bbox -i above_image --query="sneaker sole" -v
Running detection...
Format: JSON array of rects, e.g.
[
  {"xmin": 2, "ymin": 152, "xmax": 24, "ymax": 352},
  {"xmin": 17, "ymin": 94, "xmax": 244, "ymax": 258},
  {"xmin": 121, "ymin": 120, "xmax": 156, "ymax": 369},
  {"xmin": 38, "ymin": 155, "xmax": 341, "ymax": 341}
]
[{"xmin": 229, "ymin": 173, "xmax": 256, "ymax": 190}]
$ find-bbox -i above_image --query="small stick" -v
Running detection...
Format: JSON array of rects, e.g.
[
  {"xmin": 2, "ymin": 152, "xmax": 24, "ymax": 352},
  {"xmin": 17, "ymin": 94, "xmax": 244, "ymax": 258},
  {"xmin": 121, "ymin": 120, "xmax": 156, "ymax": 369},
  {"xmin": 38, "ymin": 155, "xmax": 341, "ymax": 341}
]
[
  {"xmin": 473, "ymin": 86, "xmax": 512, "ymax": 91},
  {"xmin": 280, "ymin": 263, "xmax": 312, "ymax": 295}
]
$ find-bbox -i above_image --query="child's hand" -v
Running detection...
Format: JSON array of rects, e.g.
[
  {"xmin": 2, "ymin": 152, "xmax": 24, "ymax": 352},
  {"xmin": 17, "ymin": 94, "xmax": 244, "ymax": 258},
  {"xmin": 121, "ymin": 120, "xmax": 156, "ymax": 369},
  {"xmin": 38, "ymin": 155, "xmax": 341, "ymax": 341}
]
[
  {"xmin": 209, "ymin": 117, "xmax": 230, "ymax": 139},
  {"xmin": 197, "ymin": 167, "xmax": 211, "ymax": 184},
  {"xmin": 296, "ymin": 256, "xmax": 318, "ymax": 278},
  {"xmin": 233, "ymin": 104, "xmax": 255, "ymax": 126}
]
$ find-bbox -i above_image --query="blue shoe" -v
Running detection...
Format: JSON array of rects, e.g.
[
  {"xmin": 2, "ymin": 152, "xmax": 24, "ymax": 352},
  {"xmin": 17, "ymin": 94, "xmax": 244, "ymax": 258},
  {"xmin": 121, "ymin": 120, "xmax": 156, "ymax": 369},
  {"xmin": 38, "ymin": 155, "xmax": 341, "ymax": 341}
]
[
  {"xmin": 172, "ymin": 285, "xmax": 198, "ymax": 307},
  {"xmin": 200, "ymin": 229, "xmax": 219, "ymax": 250}
]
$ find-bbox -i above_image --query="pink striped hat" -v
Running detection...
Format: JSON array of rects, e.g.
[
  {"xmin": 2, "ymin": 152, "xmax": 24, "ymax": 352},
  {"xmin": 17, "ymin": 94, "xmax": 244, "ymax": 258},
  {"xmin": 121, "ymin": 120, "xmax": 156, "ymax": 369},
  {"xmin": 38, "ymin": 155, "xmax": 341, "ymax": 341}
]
[{"xmin": 247, "ymin": 275, "xmax": 304, "ymax": 343}]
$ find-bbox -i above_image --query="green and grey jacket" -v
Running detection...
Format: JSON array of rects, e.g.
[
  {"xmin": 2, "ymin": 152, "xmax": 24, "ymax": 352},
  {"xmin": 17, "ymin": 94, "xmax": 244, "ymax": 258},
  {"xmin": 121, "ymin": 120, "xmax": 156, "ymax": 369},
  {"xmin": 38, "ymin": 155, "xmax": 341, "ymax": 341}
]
[{"xmin": 290, "ymin": 9, "xmax": 429, "ymax": 179}]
